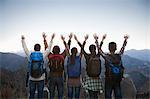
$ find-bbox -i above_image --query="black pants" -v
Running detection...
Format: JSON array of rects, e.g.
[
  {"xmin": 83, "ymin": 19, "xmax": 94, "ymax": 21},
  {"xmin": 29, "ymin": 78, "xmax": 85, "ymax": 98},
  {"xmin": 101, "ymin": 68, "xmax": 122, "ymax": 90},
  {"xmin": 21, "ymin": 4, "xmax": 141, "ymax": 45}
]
[
  {"xmin": 105, "ymin": 80, "xmax": 122, "ymax": 99},
  {"xmin": 88, "ymin": 90, "xmax": 99, "ymax": 99}
]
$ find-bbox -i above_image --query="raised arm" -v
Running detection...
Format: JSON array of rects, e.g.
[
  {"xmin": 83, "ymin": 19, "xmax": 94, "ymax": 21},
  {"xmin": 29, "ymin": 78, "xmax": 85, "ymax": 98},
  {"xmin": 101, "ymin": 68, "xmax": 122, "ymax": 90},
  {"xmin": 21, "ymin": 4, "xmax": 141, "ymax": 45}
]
[
  {"xmin": 68, "ymin": 33, "xmax": 73, "ymax": 49},
  {"xmin": 97, "ymin": 34, "xmax": 107, "ymax": 59},
  {"xmin": 42, "ymin": 32, "xmax": 48, "ymax": 50},
  {"xmin": 93, "ymin": 33, "xmax": 99, "ymax": 53},
  {"xmin": 61, "ymin": 33, "xmax": 73, "ymax": 57},
  {"xmin": 119, "ymin": 34, "xmax": 129, "ymax": 55},
  {"xmin": 21, "ymin": 35, "xmax": 30, "ymax": 60},
  {"xmin": 100, "ymin": 34, "xmax": 106, "ymax": 48},
  {"xmin": 99, "ymin": 34, "xmax": 107, "ymax": 54},
  {"xmin": 44, "ymin": 33, "xmax": 55, "ymax": 58},
  {"xmin": 61, "ymin": 35, "xmax": 70, "ymax": 57},
  {"xmin": 74, "ymin": 34, "xmax": 89, "ymax": 58}
]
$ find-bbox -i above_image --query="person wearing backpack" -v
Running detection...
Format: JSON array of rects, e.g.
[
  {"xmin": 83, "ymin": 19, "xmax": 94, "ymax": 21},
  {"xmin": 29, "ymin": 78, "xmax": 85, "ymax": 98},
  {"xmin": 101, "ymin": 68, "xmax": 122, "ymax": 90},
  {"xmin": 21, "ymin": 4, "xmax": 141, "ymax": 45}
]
[
  {"xmin": 21, "ymin": 33, "xmax": 54, "ymax": 99},
  {"xmin": 75, "ymin": 34, "xmax": 103, "ymax": 99},
  {"xmin": 99, "ymin": 34, "xmax": 129, "ymax": 99},
  {"xmin": 61, "ymin": 35, "xmax": 83, "ymax": 99},
  {"xmin": 43, "ymin": 33, "xmax": 72, "ymax": 99}
]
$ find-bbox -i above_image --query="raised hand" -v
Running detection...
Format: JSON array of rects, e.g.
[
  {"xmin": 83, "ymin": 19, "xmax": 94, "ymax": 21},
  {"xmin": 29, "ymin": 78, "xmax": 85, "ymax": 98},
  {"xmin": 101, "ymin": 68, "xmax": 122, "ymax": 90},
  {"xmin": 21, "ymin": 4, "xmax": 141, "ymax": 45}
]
[
  {"xmin": 69, "ymin": 32, "xmax": 73, "ymax": 40},
  {"xmin": 124, "ymin": 34, "xmax": 129, "ymax": 40},
  {"xmin": 102, "ymin": 34, "xmax": 107, "ymax": 41},
  {"xmin": 120, "ymin": 34, "xmax": 129, "ymax": 54},
  {"xmin": 85, "ymin": 34, "xmax": 89, "ymax": 40},
  {"xmin": 21, "ymin": 35, "xmax": 25, "ymax": 40},
  {"xmin": 42, "ymin": 32, "xmax": 46, "ymax": 39},
  {"xmin": 93, "ymin": 33, "xmax": 98, "ymax": 40}
]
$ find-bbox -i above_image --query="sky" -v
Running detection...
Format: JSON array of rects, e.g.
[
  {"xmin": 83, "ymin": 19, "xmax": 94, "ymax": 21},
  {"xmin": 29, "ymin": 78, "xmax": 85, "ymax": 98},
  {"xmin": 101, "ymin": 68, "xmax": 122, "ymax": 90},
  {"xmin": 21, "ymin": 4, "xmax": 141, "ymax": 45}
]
[{"xmin": 0, "ymin": 0, "xmax": 149, "ymax": 53}]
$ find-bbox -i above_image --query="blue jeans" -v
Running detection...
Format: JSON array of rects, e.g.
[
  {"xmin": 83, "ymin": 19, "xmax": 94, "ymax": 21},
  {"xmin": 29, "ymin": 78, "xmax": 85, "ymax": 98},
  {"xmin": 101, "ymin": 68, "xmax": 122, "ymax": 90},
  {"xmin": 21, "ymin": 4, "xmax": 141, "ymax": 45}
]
[
  {"xmin": 48, "ymin": 77, "xmax": 64, "ymax": 99},
  {"xmin": 67, "ymin": 86, "xmax": 81, "ymax": 99},
  {"xmin": 29, "ymin": 80, "xmax": 44, "ymax": 99},
  {"xmin": 105, "ymin": 80, "xmax": 122, "ymax": 99}
]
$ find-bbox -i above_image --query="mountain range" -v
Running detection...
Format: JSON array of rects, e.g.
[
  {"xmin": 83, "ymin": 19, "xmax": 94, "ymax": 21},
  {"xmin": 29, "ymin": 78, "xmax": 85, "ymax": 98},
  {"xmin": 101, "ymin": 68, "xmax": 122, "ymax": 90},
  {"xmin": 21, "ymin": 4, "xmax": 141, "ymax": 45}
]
[
  {"xmin": 124, "ymin": 49, "xmax": 150, "ymax": 62},
  {"xmin": 1, "ymin": 49, "xmax": 150, "ymax": 73}
]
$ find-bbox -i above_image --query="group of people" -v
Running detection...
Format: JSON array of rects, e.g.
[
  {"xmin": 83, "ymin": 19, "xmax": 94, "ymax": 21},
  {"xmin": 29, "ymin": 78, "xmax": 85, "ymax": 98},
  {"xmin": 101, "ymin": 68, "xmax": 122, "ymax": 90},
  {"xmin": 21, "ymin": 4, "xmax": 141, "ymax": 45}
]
[{"xmin": 21, "ymin": 32, "xmax": 129, "ymax": 99}]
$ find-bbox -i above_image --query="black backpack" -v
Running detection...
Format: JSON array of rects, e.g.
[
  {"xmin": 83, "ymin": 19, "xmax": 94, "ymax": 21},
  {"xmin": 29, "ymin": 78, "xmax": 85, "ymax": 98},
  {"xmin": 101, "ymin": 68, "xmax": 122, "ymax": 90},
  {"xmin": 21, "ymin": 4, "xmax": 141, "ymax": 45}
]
[{"xmin": 86, "ymin": 55, "xmax": 101, "ymax": 77}]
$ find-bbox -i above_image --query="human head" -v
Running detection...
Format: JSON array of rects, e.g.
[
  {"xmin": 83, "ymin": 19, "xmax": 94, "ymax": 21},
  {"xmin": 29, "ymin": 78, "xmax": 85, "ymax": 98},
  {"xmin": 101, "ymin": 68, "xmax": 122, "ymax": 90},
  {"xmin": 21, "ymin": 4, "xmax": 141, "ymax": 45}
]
[
  {"xmin": 89, "ymin": 44, "xmax": 96, "ymax": 54},
  {"xmin": 109, "ymin": 42, "xmax": 117, "ymax": 53},
  {"xmin": 34, "ymin": 44, "xmax": 41, "ymax": 51},
  {"xmin": 52, "ymin": 45, "xmax": 60, "ymax": 54},
  {"xmin": 71, "ymin": 47, "xmax": 78, "ymax": 56}
]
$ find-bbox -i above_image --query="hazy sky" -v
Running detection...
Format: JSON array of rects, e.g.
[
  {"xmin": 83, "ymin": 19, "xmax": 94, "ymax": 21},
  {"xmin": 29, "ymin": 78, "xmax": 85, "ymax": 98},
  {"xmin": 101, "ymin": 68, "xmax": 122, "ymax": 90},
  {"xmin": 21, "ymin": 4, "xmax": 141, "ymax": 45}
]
[{"xmin": 0, "ymin": 0, "xmax": 149, "ymax": 53}]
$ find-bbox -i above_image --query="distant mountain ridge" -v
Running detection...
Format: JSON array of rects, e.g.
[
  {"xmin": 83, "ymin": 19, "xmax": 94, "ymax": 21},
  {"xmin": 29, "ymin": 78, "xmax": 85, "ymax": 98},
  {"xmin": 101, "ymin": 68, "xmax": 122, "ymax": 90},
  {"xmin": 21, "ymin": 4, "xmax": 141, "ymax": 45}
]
[
  {"xmin": 1, "ymin": 50, "xmax": 150, "ymax": 72},
  {"xmin": 15, "ymin": 49, "xmax": 150, "ymax": 62},
  {"xmin": 124, "ymin": 49, "xmax": 150, "ymax": 62},
  {"xmin": 0, "ymin": 52, "xmax": 27, "ymax": 71}
]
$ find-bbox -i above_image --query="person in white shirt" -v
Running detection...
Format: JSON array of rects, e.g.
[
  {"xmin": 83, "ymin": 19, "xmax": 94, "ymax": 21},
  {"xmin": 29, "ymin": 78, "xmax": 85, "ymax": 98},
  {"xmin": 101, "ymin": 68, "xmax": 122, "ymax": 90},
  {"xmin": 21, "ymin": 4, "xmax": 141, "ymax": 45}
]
[{"xmin": 21, "ymin": 33, "xmax": 55, "ymax": 99}]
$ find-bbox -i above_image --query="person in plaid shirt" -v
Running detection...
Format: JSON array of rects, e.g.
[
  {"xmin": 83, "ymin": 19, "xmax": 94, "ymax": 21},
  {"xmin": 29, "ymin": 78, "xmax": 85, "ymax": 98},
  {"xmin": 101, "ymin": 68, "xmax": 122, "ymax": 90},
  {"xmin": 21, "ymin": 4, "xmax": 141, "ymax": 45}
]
[
  {"xmin": 82, "ymin": 74, "xmax": 103, "ymax": 92},
  {"xmin": 74, "ymin": 34, "xmax": 104, "ymax": 99}
]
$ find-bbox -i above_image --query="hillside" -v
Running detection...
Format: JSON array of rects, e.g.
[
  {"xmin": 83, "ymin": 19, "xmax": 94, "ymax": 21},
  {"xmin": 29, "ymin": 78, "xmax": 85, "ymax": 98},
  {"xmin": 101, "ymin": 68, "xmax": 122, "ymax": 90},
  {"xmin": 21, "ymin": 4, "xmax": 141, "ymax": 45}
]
[
  {"xmin": 0, "ymin": 52, "xmax": 150, "ymax": 98},
  {"xmin": 128, "ymin": 71, "xmax": 149, "ymax": 90},
  {"xmin": 0, "ymin": 67, "xmax": 27, "ymax": 98},
  {"xmin": 0, "ymin": 52, "xmax": 27, "ymax": 71}
]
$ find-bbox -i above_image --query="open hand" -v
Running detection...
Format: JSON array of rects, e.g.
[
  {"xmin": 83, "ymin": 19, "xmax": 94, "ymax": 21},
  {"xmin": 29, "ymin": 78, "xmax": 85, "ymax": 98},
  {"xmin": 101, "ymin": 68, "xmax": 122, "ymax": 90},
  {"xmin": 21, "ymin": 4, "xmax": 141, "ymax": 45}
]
[
  {"xmin": 85, "ymin": 34, "xmax": 89, "ymax": 41},
  {"xmin": 102, "ymin": 34, "xmax": 107, "ymax": 40},
  {"xmin": 124, "ymin": 34, "xmax": 129, "ymax": 40},
  {"xmin": 42, "ymin": 32, "xmax": 46, "ymax": 39},
  {"xmin": 93, "ymin": 33, "xmax": 98, "ymax": 40},
  {"xmin": 69, "ymin": 32, "xmax": 73, "ymax": 40}
]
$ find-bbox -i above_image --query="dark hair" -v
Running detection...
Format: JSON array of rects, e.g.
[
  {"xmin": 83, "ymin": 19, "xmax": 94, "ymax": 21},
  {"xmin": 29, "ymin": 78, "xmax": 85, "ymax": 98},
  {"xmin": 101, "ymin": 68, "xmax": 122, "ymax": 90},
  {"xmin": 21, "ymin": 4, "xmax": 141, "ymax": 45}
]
[
  {"xmin": 89, "ymin": 44, "xmax": 96, "ymax": 52},
  {"xmin": 109, "ymin": 42, "xmax": 117, "ymax": 52},
  {"xmin": 71, "ymin": 47, "xmax": 77, "ymax": 55},
  {"xmin": 52, "ymin": 45, "xmax": 60, "ymax": 54},
  {"xmin": 70, "ymin": 47, "xmax": 78, "ymax": 65},
  {"xmin": 34, "ymin": 44, "xmax": 41, "ymax": 51}
]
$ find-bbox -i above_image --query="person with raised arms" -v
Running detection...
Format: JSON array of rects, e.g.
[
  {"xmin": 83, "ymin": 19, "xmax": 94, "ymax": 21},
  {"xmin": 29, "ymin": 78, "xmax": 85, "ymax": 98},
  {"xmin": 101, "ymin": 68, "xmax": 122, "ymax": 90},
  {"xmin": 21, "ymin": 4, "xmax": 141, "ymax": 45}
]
[
  {"xmin": 99, "ymin": 34, "xmax": 129, "ymax": 99},
  {"xmin": 42, "ymin": 33, "xmax": 72, "ymax": 99},
  {"xmin": 74, "ymin": 34, "xmax": 103, "ymax": 99},
  {"xmin": 21, "ymin": 33, "xmax": 54, "ymax": 99}
]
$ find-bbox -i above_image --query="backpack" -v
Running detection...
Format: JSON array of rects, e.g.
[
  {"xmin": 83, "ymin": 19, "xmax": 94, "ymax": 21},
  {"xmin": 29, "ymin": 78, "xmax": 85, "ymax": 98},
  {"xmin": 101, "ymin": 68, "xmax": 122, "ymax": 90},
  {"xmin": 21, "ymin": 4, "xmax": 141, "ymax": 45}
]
[
  {"xmin": 86, "ymin": 55, "xmax": 101, "ymax": 77},
  {"xmin": 109, "ymin": 62, "xmax": 122, "ymax": 75},
  {"xmin": 48, "ymin": 54, "xmax": 64, "ymax": 72},
  {"xmin": 105, "ymin": 54, "xmax": 124, "ymax": 77},
  {"xmin": 67, "ymin": 56, "xmax": 81, "ymax": 78},
  {"xmin": 29, "ymin": 52, "xmax": 44, "ymax": 78}
]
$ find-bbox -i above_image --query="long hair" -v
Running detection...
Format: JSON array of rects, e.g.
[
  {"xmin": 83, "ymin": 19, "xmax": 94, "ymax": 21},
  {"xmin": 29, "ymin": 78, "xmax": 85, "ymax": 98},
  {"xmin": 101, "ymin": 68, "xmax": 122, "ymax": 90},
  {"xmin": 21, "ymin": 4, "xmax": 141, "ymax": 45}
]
[{"xmin": 70, "ymin": 47, "xmax": 77, "ymax": 65}]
